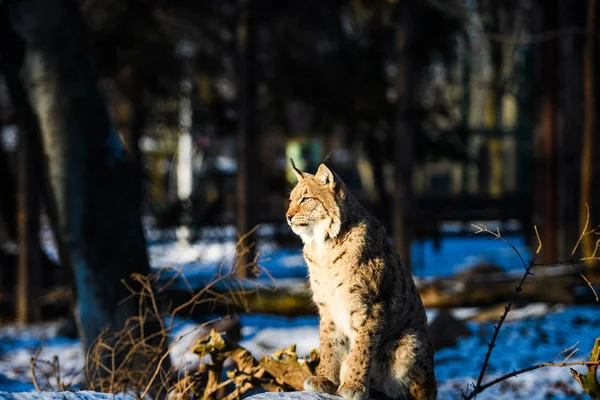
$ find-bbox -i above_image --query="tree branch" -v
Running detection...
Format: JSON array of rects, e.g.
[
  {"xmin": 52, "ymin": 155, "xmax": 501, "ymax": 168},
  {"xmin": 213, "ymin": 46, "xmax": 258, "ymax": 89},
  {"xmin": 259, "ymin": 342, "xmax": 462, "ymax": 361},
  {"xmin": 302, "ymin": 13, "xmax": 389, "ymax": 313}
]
[
  {"xmin": 477, "ymin": 359, "xmax": 600, "ymax": 394},
  {"xmin": 465, "ymin": 225, "xmax": 542, "ymax": 399}
]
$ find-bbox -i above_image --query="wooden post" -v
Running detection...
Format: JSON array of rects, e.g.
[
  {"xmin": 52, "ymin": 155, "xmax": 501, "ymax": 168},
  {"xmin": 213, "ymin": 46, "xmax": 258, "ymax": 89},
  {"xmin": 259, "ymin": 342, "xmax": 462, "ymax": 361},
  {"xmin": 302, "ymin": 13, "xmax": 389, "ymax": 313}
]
[
  {"xmin": 16, "ymin": 129, "xmax": 41, "ymax": 323},
  {"xmin": 515, "ymin": 45, "xmax": 535, "ymax": 241},
  {"xmin": 533, "ymin": 0, "xmax": 559, "ymax": 263},
  {"xmin": 580, "ymin": 0, "xmax": 596, "ymax": 260},
  {"xmin": 177, "ymin": 42, "xmax": 196, "ymax": 234},
  {"xmin": 489, "ymin": 14, "xmax": 504, "ymax": 198},
  {"xmin": 236, "ymin": 0, "xmax": 259, "ymax": 277},
  {"xmin": 461, "ymin": 31, "xmax": 471, "ymax": 194},
  {"xmin": 1, "ymin": 16, "xmax": 43, "ymax": 322},
  {"xmin": 555, "ymin": 0, "xmax": 585, "ymax": 258}
]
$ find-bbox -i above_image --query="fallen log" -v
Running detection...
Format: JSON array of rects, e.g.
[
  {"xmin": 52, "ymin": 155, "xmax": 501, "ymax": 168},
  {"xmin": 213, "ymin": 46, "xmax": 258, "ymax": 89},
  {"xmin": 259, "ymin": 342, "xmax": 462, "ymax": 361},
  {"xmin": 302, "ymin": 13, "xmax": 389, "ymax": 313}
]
[
  {"xmin": 215, "ymin": 263, "xmax": 600, "ymax": 313},
  {"xmin": 4, "ymin": 263, "xmax": 598, "ymax": 320},
  {"xmin": 418, "ymin": 263, "xmax": 599, "ymax": 308}
]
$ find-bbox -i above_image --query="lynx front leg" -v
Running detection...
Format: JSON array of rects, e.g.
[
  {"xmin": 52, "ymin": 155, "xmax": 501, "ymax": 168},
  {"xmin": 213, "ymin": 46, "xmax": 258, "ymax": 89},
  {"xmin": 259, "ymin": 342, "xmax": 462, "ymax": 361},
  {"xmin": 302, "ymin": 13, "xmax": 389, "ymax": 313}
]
[
  {"xmin": 338, "ymin": 302, "xmax": 383, "ymax": 400},
  {"xmin": 305, "ymin": 306, "xmax": 342, "ymax": 394}
]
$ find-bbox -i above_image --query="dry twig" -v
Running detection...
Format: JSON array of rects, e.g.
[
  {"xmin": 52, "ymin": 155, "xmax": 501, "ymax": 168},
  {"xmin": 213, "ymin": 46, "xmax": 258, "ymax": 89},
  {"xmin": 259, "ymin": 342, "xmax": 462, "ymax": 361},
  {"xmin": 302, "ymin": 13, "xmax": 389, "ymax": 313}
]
[
  {"xmin": 464, "ymin": 217, "xmax": 600, "ymax": 399},
  {"xmin": 29, "ymin": 229, "xmax": 272, "ymax": 398},
  {"xmin": 192, "ymin": 330, "xmax": 319, "ymax": 399},
  {"xmin": 30, "ymin": 345, "xmax": 78, "ymax": 392},
  {"xmin": 570, "ymin": 337, "xmax": 600, "ymax": 399},
  {"xmin": 463, "ymin": 224, "xmax": 542, "ymax": 399}
]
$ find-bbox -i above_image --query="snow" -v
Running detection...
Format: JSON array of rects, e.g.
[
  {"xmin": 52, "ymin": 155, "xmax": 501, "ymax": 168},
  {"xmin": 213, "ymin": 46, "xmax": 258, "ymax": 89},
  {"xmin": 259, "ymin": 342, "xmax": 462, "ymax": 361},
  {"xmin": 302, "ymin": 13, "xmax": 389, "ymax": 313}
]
[
  {"xmin": 144, "ymin": 238, "xmax": 309, "ymax": 290},
  {"xmin": 139, "ymin": 222, "xmax": 533, "ymax": 288},
  {"xmin": 448, "ymin": 307, "xmax": 481, "ymax": 321},
  {"xmin": 246, "ymin": 393, "xmax": 342, "ymax": 399},
  {"xmin": 3, "ymin": 304, "xmax": 599, "ymax": 399},
  {"xmin": 34, "ymin": 220, "xmax": 534, "ymax": 294},
  {"xmin": 234, "ymin": 305, "xmax": 600, "ymax": 399},
  {"xmin": 502, "ymin": 302, "xmax": 552, "ymax": 321},
  {"xmin": 8, "ymin": 228, "xmax": 592, "ymax": 399},
  {"xmin": 411, "ymin": 234, "xmax": 531, "ymax": 276},
  {"xmin": 0, "ymin": 322, "xmax": 84, "ymax": 393},
  {"xmin": 0, "ymin": 391, "xmax": 134, "ymax": 399},
  {"xmin": 434, "ymin": 304, "xmax": 599, "ymax": 399},
  {"xmin": 166, "ymin": 320, "xmax": 213, "ymax": 371},
  {"xmin": 166, "ymin": 314, "xmax": 320, "ymax": 371},
  {"xmin": 241, "ymin": 326, "xmax": 319, "ymax": 357},
  {"xmin": 132, "ymin": 229, "xmax": 534, "ymax": 294}
]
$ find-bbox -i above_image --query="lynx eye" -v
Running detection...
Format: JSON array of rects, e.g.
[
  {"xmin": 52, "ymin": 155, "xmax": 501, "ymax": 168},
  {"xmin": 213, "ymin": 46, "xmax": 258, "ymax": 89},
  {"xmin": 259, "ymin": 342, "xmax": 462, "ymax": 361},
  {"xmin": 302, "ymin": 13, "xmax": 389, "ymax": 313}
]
[{"xmin": 300, "ymin": 197, "xmax": 311, "ymax": 204}]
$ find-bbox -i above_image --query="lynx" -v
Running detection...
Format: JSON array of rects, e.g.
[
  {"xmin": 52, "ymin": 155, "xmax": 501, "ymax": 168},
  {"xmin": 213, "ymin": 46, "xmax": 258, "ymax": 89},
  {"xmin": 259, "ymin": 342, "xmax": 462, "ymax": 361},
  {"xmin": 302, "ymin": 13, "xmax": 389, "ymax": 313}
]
[{"xmin": 286, "ymin": 161, "xmax": 436, "ymax": 400}]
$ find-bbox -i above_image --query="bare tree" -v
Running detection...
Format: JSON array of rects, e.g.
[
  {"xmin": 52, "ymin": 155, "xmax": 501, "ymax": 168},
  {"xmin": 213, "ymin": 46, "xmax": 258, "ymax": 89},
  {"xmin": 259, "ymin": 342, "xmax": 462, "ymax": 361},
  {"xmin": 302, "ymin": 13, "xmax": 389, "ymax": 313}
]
[
  {"xmin": 5, "ymin": 0, "xmax": 168, "ymax": 373},
  {"xmin": 532, "ymin": 0, "xmax": 560, "ymax": 262},
  {"xmin": 235, "ymin": 0, "xmax": 260, "ymax": 277},
  {"xmin": 580, "ymin": 0, "xmax": 596, "ymax": 261}
]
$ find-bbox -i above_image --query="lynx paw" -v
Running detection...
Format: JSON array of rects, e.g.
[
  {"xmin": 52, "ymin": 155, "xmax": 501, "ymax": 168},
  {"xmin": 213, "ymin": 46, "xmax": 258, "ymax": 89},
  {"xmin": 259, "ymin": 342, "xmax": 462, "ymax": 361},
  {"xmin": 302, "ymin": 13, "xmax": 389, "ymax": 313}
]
[
  {"xmin": 304, "ymin": 376, "xmax": 337, "ymax": 394},
  {"xmin": 338, "ymin": 382, "xmax": 367, "ymax": 400}
]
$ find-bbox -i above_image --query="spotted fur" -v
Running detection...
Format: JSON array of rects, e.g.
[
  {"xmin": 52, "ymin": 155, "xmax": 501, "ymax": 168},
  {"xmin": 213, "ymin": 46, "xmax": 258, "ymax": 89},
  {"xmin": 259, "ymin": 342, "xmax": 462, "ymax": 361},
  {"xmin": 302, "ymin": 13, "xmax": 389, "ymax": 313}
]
[{"xmin": 286, "ymin": 163, "xmax": 436, "ymax": 400}]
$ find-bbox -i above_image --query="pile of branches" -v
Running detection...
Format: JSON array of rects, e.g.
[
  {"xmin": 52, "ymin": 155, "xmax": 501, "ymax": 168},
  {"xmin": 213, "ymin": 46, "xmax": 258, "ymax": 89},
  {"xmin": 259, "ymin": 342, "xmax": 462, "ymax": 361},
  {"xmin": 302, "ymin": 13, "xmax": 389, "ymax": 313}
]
[{"xmin": 173, "ymin": 331, "xmax": 319, "ymax": 399}]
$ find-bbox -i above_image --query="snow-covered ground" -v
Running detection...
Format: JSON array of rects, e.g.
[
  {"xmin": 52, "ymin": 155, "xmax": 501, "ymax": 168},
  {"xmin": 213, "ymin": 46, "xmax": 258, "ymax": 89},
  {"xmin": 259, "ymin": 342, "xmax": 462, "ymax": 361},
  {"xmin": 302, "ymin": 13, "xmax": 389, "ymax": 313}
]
[
  {"xmin": 4, "ymin": 225, "xmax": 589, "ymax": 398},
  {"xmin": 139, "ymin": 224, "xmax": 531, "ymax": 292},
  {"xmin": 0, "ymin": 391, "xmax": 134, "ymax": 399},
  {"xmin": 1, "ymin": 304, "xmax": 599, "ymax": 399},
  {"xmin": 34, "ymin": 220, "xmax": 531, "ymax": 287},
  {"xmin": 0, "ymin": 321, "xmax": 83, "ymax": 393}
]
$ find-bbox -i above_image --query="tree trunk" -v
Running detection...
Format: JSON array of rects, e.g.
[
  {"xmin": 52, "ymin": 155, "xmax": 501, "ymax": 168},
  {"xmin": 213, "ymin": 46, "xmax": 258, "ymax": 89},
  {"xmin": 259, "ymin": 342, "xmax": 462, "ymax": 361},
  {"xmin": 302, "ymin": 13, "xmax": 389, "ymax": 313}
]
[
  {"xmin": 461, "ymin": 31, "xmax": 471, "ymax": 194},
  {"xmin": 489, "ymin": 40, "xmax": 504, "ymax": 198},
  {"xmin": 533, "ymin": 0, "xmax": 559, "ymax": 263},
  {"xmin": 16, "ymin": 124, "xmax": 42, "ymax": 322},
  {"xmin": 129, "ymin": 87, "xmax": 145, "ymax": 209},
  {"xmin": 365, "ymin": 130, "xmax": 390, "ymax": 224},
  {"xmin": 0, "ymin": 147, "xmax": 17, "ymax": 242},
  {"xmin": 556, "ymin": 0, "xmax": 585, "ymax": 258},
  {"xmin": 177, "ymin": 49, "xmax": 195, "ymax": 234},
  {"xmin": 392, "ymin": 2, "xmax": 415, "ymax": 271},
  {"xmin": 236, "ymin": 0, "xmax": 259, "ymax": 277},
  {"xmin": 0, "ymin": 5, "xmax": 70, "ymax": 296},
  {"xmin": 580, "ymin": 0, "xmax": 596, "ymax": 261},
  {"xmin": 6, "ymin": 0, "xmax": 164, "ymax": 364},
  {"xmin": 0, "ymin": 4, "xmax": 22, "ymax": 244},
  {"xmin": 117, "ymin": 74, "xmax": 146, "ymax": 209}
]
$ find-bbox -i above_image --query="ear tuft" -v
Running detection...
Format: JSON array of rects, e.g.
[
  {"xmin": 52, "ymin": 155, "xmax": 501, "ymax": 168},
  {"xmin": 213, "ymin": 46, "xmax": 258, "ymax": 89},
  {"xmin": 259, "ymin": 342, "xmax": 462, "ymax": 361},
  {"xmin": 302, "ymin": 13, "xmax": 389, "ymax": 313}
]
[
  {"xmin": 316, "ymin": 163, "xmax": 335, "ymax": 191},
  {"xmin": 290, "ymin": 158, "xmax": 304, "ymax": 181}
]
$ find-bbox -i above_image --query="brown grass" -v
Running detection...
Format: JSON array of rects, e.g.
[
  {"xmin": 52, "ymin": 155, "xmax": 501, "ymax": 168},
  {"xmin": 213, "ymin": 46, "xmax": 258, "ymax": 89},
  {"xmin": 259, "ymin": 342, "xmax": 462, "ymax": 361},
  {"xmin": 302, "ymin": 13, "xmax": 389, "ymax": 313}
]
[{"xmin": 29, "ymin": 226, "xmax": 309, "ymax": 399}]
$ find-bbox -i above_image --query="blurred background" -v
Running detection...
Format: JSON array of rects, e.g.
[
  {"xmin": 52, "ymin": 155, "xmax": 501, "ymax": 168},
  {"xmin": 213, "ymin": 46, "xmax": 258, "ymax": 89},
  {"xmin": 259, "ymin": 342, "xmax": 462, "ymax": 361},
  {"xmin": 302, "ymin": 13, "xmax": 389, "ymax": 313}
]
[{"xmin": 1, "ymin": 0, "xmax": 600, "ymax": 398}]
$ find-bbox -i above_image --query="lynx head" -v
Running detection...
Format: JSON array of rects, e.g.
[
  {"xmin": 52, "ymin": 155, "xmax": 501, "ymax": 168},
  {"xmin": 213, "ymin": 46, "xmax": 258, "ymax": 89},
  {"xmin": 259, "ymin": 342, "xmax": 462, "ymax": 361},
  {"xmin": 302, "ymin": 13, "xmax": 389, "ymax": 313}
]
[{"xmin": 286, "ymin": 159, "xmax": 343, "ymax": 245}]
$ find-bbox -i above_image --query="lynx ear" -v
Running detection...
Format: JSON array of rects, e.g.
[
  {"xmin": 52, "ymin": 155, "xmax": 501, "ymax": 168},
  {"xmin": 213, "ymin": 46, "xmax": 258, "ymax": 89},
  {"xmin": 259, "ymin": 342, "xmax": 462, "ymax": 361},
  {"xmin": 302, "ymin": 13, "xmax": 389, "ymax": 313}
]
[
  {"xmin": 316, "ymin": 163, "xmax": 335, "ymax": 191},
  {"xmin": 290, "ymin": 158, "xmax": 305, "ymax": 181}
]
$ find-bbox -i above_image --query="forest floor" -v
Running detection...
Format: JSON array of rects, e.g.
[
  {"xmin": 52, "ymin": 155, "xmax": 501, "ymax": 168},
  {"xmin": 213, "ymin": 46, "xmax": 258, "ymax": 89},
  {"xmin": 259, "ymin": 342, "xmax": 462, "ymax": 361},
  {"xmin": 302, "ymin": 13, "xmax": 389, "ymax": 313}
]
[
  {"xmin": 1, "ymin": 223, "xmax": 597, "ymax": 399},
  {"xmin": 1, "ymin": 303, "xmax": 599, "ymax": 399}
]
